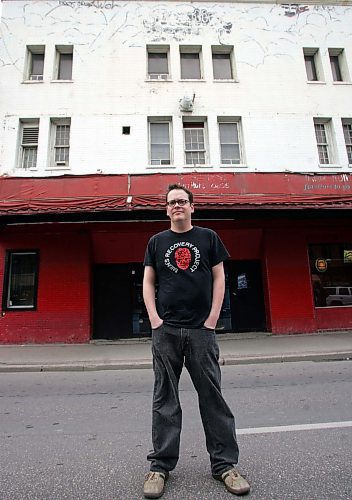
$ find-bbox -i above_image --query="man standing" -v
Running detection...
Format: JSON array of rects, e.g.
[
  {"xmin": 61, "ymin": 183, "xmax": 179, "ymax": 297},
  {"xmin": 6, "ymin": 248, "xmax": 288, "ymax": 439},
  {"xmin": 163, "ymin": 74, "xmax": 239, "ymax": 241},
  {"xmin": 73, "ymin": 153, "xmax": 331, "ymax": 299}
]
[{"xmin": 143, "ymin": 184, "xmax": 250, "ymax": 498}]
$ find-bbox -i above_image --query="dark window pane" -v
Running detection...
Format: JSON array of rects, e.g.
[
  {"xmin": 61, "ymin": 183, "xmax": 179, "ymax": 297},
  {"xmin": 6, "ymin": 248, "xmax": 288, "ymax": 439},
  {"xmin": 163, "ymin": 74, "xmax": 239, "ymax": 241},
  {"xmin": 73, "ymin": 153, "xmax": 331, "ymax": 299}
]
[
  {"xmin": 181, "ymin": 53, "xmax": 201, "ymax": 79},
  {"xmin": 148, "ymin": 53, "xmax": 168, "ymax": 75},
  {"xmin": 58, "ymin": 53, "xmax": 72, "ymax": 79},
  {"xmin": 213, "ymin": 53, "xmax": 232, "ymax": 79},
  {"xmin": 7, "ymin": 253, "xmax": 38, "ymax": 308},
  {"xmin": 30, "ymin": 53, "xmax": 44, "ymax": 79},
  {"xmin": 304, "ymin": 55, "xmax": 317, "ymax": 81},
  {"xmin": 310, "ymin": 244, "xmax": 352, "ymax": 307},
  {"xmin": 330, "ymin": 55, "xmax": 342, "ymax": 81}
]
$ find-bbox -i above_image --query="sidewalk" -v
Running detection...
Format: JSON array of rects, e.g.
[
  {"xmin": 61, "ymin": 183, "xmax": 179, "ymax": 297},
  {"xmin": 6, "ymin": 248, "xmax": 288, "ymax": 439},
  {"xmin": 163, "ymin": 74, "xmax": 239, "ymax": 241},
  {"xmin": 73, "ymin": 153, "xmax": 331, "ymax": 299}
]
[{"xmin": 0, "ymin": 330, "xmax": 351, "ymax": 372}]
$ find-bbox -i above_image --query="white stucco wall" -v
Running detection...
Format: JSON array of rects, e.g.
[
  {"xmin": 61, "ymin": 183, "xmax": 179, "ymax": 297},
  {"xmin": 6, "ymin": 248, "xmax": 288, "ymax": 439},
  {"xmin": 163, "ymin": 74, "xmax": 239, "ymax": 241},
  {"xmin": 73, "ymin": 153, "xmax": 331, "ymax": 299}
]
[{"xmin": 0, "ymin": 0, "xmax": 352, "ymax": 176}]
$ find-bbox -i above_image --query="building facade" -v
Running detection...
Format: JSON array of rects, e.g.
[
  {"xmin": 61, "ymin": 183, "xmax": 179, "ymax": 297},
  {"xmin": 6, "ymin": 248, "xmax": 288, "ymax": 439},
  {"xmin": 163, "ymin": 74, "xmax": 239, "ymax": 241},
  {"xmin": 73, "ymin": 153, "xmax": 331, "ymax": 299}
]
[{"xmin": 1, "ymin": 0, "xmax": 352, "ymax": 343}]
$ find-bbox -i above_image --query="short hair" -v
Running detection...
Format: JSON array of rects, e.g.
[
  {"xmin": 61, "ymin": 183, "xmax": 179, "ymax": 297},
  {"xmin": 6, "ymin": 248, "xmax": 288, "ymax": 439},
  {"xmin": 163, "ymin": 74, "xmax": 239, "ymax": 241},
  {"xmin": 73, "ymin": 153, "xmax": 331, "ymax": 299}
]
[{"xmin": 166, "ymin": 183, "xmax": 193, "ymax": 204}]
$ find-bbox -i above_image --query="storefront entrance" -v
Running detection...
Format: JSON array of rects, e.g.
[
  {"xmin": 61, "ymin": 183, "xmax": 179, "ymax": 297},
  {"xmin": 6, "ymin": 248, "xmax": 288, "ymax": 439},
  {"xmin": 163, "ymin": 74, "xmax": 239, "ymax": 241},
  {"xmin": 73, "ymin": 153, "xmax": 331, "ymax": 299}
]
[
  {"xmin": 225, "ymin": 260, "xmax": 267, "ymax": 332},
  {"xmin": 93, "ymin": 264, "xmax": 151, "ymax": 340},
  {"xmin": 93, "ymin": 260, "xmax": 267, "ymax": 339}
]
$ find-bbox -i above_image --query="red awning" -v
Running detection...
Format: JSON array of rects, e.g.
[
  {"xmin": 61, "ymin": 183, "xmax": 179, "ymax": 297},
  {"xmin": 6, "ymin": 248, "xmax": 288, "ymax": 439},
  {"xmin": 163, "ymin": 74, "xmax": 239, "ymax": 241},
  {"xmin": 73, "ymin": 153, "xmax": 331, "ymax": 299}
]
[{"xmin": 1, "ymin": 172, "xmax": 352, "ymax": 215}]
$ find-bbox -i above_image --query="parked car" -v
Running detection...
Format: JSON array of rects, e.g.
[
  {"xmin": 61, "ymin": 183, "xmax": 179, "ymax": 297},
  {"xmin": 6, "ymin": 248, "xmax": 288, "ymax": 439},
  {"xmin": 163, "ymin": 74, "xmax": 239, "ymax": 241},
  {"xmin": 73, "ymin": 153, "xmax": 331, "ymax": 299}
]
[{"xmin": 324, "ymin": 287, "xmax": 352, "ymax": 306}]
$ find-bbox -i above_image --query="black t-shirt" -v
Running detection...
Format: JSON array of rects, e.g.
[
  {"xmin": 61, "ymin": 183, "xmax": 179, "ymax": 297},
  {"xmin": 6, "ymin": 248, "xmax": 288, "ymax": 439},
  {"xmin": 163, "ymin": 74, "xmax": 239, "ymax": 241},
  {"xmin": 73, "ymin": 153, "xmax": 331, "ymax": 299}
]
[{"xmin": 144, "ymin": 226, "xmax": 230, "ymax": 328}]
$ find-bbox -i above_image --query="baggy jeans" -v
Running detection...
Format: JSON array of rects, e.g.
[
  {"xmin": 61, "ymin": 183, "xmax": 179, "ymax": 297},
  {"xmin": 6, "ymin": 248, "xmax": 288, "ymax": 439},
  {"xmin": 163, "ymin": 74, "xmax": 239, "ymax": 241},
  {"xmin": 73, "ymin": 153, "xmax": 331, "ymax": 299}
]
[{"xmin": 148, "ymin": 324, "xmax": 239, "ymax": 476}]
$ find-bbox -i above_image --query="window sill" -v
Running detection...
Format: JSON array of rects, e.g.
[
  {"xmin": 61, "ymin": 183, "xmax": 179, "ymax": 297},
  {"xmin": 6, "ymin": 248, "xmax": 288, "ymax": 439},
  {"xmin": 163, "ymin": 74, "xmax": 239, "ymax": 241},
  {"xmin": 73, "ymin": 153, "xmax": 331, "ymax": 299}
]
[
  {"xmin": 4, "ymin": 306, "xmax": 36, "ymax": 311},
  {"xmin": 179, "ymin": 79, "xmax": 206, "ymax": 82},
  {"xmin": 306, "ymin": 81, "xmax": 326, "ymax": 85},
  {"xmin": 213, "ymin": 79, "xmax": 238, "ymax": 83},
  {"xmin": 220, "ymin": 163, "xmax": 247, "ymax": 168},
  {"xmin": 22, "ymin": 80, "xmax": 44, "ymax": 84},
  {"xmin": 332, "ymin": 81, "xmax": 352, "ymax": 85},
  {"xmin": 51, "ymin": 79, "xmax": 73, "ymax": 83},
  {"xmin": 45, "ymin": 166, "xmax": 71, "ymax": 171}
]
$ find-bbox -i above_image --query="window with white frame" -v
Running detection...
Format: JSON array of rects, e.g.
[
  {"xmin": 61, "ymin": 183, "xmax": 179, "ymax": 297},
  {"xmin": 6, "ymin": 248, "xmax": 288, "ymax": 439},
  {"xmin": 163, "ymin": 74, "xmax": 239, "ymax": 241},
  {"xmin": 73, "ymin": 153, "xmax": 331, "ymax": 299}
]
[
  {"xmin": 149, "ymin": 119, "xmax": 172, "ymax": 165},
  {"xmin": 51, "ymin": 119, "xmax": 71, "ymax": 167},
  {"xmin": 147, "ymin": 46, "xmax": 169, "ymax": 80},
  {"xmin": 329, "ymin": 48, "xmax": 349, "ymax": 82},
  {"xmin": 218, "ymin": 121, "xmax": 241, "ymax": 164},
  {"xmin": 55, "ymin": 45, "xmax": 73, "ymax": 80},
  {"xmin": 26, "ymin": 46, "xmax": 45, "ymax": 81},
  {"xmin": 314, "ymin": 119, "xmax": 333, "ymax": 165},
  {"xmin": 2, "ymin": 251, "xmax": 39, "ymax": 310},
  {"xmin": 342, "ymin": 120, "xmax": 352, "ymax": 164},
  {"xmin": 183, "ymin": 121, "xmax": 206, "ymax": 165},
  {"xmin": 20, "ymin": 120, "xmax": 39, "ymax": 169},
  {"xmin": 303, "ymin": 48, "xmax": 321, "ymax": 82},
  {"xmin": 180, "ymin": 47, "xmax": 202, "ymax": 79},
  {"xmin": 212, "ymin": 46, "xmax": 233, "ymax": 80}
]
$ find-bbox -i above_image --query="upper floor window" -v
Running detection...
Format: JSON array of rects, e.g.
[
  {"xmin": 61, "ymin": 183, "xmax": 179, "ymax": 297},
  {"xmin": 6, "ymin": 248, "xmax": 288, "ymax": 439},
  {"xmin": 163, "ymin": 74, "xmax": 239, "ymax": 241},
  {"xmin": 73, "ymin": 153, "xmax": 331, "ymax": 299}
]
[
  {"xmin": 149, "ymin": 119, "xmax": 172, "ymax": 165},
  {"xmin": 314, "ymin": 118, "xmax": 334, "ymax": 165},
  {"xmin": 218, "ymin": 120, "xmax": 242, "ymax": 164},
  {"xmin": 303, "ymin": 48, "xmax": 322, "ymax": 82},
  {"xmin": 329, "ymin": 48, "xmax": 349, "ymax": 82},
  {"xmin": 50, "ymin": 119, "xmax": 71, "ymax": 168},
  {"xmin": 19, "ymin": 120, "xmax": 39, "ymax": 169},
  {"xmin": 183, "ymin": 121, "xmax": 206, "ymax": 165},
  {"xmin": 147, "ymin": 46, "xmax": 169, "ymax": 80},
  {"xmin": 2, "ymin": 251, "xmax": 39, "ymax": 310},
  {"xmin": 26, "ymin": 46, "xmax": 45, "ymax": 81},
  {"xmin": 180, "ymin": 47, "xmax": 202, "ymax": 80},
  {"xmin": 55, "ymin": 45, "xmax": 73, "ymax": 80},
  {"xmin": 342, "ymin": 120, "xmax": 352, "ymax": 165},
  {"xmin": 212, "ymin": 46, "xmax": 233, "ymax": 80},
  {"xmin": 329, "ymin": 49, "xmax": 342, "ymax": 82}
]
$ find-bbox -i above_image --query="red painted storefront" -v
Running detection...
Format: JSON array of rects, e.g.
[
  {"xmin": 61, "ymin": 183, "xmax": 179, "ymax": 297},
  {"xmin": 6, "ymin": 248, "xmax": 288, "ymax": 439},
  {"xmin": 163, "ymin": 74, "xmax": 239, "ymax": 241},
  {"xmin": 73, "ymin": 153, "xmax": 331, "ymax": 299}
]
[{"xmin": 1, "ymin": 172, "xmax": 352, "ymax": 344}]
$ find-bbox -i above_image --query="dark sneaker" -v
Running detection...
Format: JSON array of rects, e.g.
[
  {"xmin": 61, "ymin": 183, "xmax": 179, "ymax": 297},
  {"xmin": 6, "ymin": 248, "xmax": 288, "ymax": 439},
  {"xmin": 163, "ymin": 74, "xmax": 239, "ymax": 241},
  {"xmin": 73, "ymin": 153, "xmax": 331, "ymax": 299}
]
[
  {"xmin": 143, "ymin": 471, "xmax": 167, "ymax": 499},
  {"xmin": 214, "ymin": 468, "xmax": 250, "ymax": 495}
]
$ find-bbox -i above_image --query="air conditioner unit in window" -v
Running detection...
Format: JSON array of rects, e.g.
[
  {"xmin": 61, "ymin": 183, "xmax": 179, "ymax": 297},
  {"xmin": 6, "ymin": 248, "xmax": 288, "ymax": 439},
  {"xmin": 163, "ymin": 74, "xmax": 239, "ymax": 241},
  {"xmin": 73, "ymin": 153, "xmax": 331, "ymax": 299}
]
[
  {"xmin": 56, "ymin": 161, "xmax": 68, "ymax": 166},
  {"xmin": 149, "ymin": 73, "xmax": 168, "ymax": 80},
  {"xmin": 29, "ymin": 74, "xmax": 43, "ymax": 81}
]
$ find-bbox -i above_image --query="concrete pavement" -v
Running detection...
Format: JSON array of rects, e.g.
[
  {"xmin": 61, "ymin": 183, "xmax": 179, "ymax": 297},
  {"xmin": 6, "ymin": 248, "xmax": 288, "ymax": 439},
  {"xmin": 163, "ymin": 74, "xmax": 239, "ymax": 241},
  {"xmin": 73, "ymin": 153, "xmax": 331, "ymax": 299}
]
[{"xmin": 0, "ymin": 330, "xmax": 351, "ymax": 372}]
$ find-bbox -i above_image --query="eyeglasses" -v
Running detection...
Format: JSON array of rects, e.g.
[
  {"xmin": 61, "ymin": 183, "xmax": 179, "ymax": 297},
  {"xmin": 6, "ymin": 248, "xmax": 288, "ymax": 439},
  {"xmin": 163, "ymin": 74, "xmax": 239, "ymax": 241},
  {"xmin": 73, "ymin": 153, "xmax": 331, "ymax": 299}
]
[{"xmin": 166, "ymin": 199, "xmax": 190, "ymax": 207}]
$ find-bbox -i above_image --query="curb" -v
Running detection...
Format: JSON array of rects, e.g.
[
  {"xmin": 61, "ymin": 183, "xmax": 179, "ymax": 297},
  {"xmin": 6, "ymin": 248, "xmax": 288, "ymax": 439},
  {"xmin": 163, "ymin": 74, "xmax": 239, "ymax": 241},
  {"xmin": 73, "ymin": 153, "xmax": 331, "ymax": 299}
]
[{"xmin": 0, "ymin": 351, "xmax": 351, "ymax": 373}]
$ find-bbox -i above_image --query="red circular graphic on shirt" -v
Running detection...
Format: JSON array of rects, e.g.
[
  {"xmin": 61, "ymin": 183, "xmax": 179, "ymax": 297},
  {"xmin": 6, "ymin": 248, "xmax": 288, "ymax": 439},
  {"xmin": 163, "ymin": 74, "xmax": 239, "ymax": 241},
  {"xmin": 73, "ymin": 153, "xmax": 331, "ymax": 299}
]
[{"xmin": 175, "ymin": 247, "xmax": 192, "ymax": 270}]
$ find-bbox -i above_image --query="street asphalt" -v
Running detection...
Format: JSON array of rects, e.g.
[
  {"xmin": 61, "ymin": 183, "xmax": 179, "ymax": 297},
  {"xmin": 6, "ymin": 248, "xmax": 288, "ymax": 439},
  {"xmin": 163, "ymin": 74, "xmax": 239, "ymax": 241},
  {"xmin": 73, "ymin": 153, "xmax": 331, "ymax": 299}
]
[{"xmin": 0, "ymin": 330, "xmax": 351, "ymax": 372}]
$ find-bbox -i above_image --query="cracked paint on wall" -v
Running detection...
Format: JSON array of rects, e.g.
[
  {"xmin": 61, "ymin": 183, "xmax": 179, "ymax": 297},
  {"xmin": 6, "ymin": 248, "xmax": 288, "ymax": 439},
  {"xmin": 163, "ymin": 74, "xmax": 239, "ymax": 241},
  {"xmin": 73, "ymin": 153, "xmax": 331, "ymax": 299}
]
[{"xmin": 1, "ymin": 1, "xmax": 352, "ymax": 69}]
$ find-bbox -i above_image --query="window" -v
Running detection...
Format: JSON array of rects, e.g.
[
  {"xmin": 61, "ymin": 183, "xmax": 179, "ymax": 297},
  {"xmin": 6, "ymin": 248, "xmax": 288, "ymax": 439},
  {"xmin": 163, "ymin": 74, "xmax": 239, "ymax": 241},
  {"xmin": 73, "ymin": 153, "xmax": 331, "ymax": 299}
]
[
  {"xmin": 342, "ymin": 120, "xmax": 352, "ymax": 164},
  {"xmin": 20, "ymin": 120, "xmax": 39, "ymax": 169},
  {"xmin": 303, "ymin": 48, "xmax": 321, "ymax": 81},
  {"xmin": 180, "ymin": 47, "xmax": 202, "ymax": 79},
  {"xmin": 314, "ymin": 119, "xmax": 333, "ymax": 164},
  {"xmin": 218, "ymin": 121, "xmax": 241, "ymax": 164},
  {"xmin": 329, "ymin": 48, "xmax": 345, "ymax": 82},
  {"xmin": 26, "ymin": 46, "xmax": 45, "ymax": 81},
  {"xmin": 309, "ymin": 244, "xmax": 352, "ymax": 308},
  {"xmin": 212, "ymin": 47, "xmax": 233, "ymax": 80},
  {"xmin": 149, "ymin": 120, "xmax": 171, "ymax": 165},
  {"xmin": 51, "ymin": 119, "xmax": 70, "ymax": 167},
  {"xmin": 147, "ymin": 46, "xmax": 169, "ymax": 80},
  {"xmin": 55, "ymin": 45, "xmax": 73, "ymax": 80},
  {"xmin": 2, "ymin": 251, "xmax": 39, "ymax": 310},
  {"xmin": 183, "ymin": 121, "xmax": 206, "ymax": 165}
]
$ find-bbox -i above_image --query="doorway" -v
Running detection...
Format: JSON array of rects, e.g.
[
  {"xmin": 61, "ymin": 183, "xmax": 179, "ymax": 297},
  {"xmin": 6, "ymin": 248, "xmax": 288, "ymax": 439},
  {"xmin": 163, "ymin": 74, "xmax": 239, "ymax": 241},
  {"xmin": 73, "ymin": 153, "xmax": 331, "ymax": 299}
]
[
  {"xmin": 226, "ymin": 260, "xmax": 267, "ymax": 332},
  {"xmin": 93, "ymin": 264, "xmax": 151, "ymax": 340}
]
